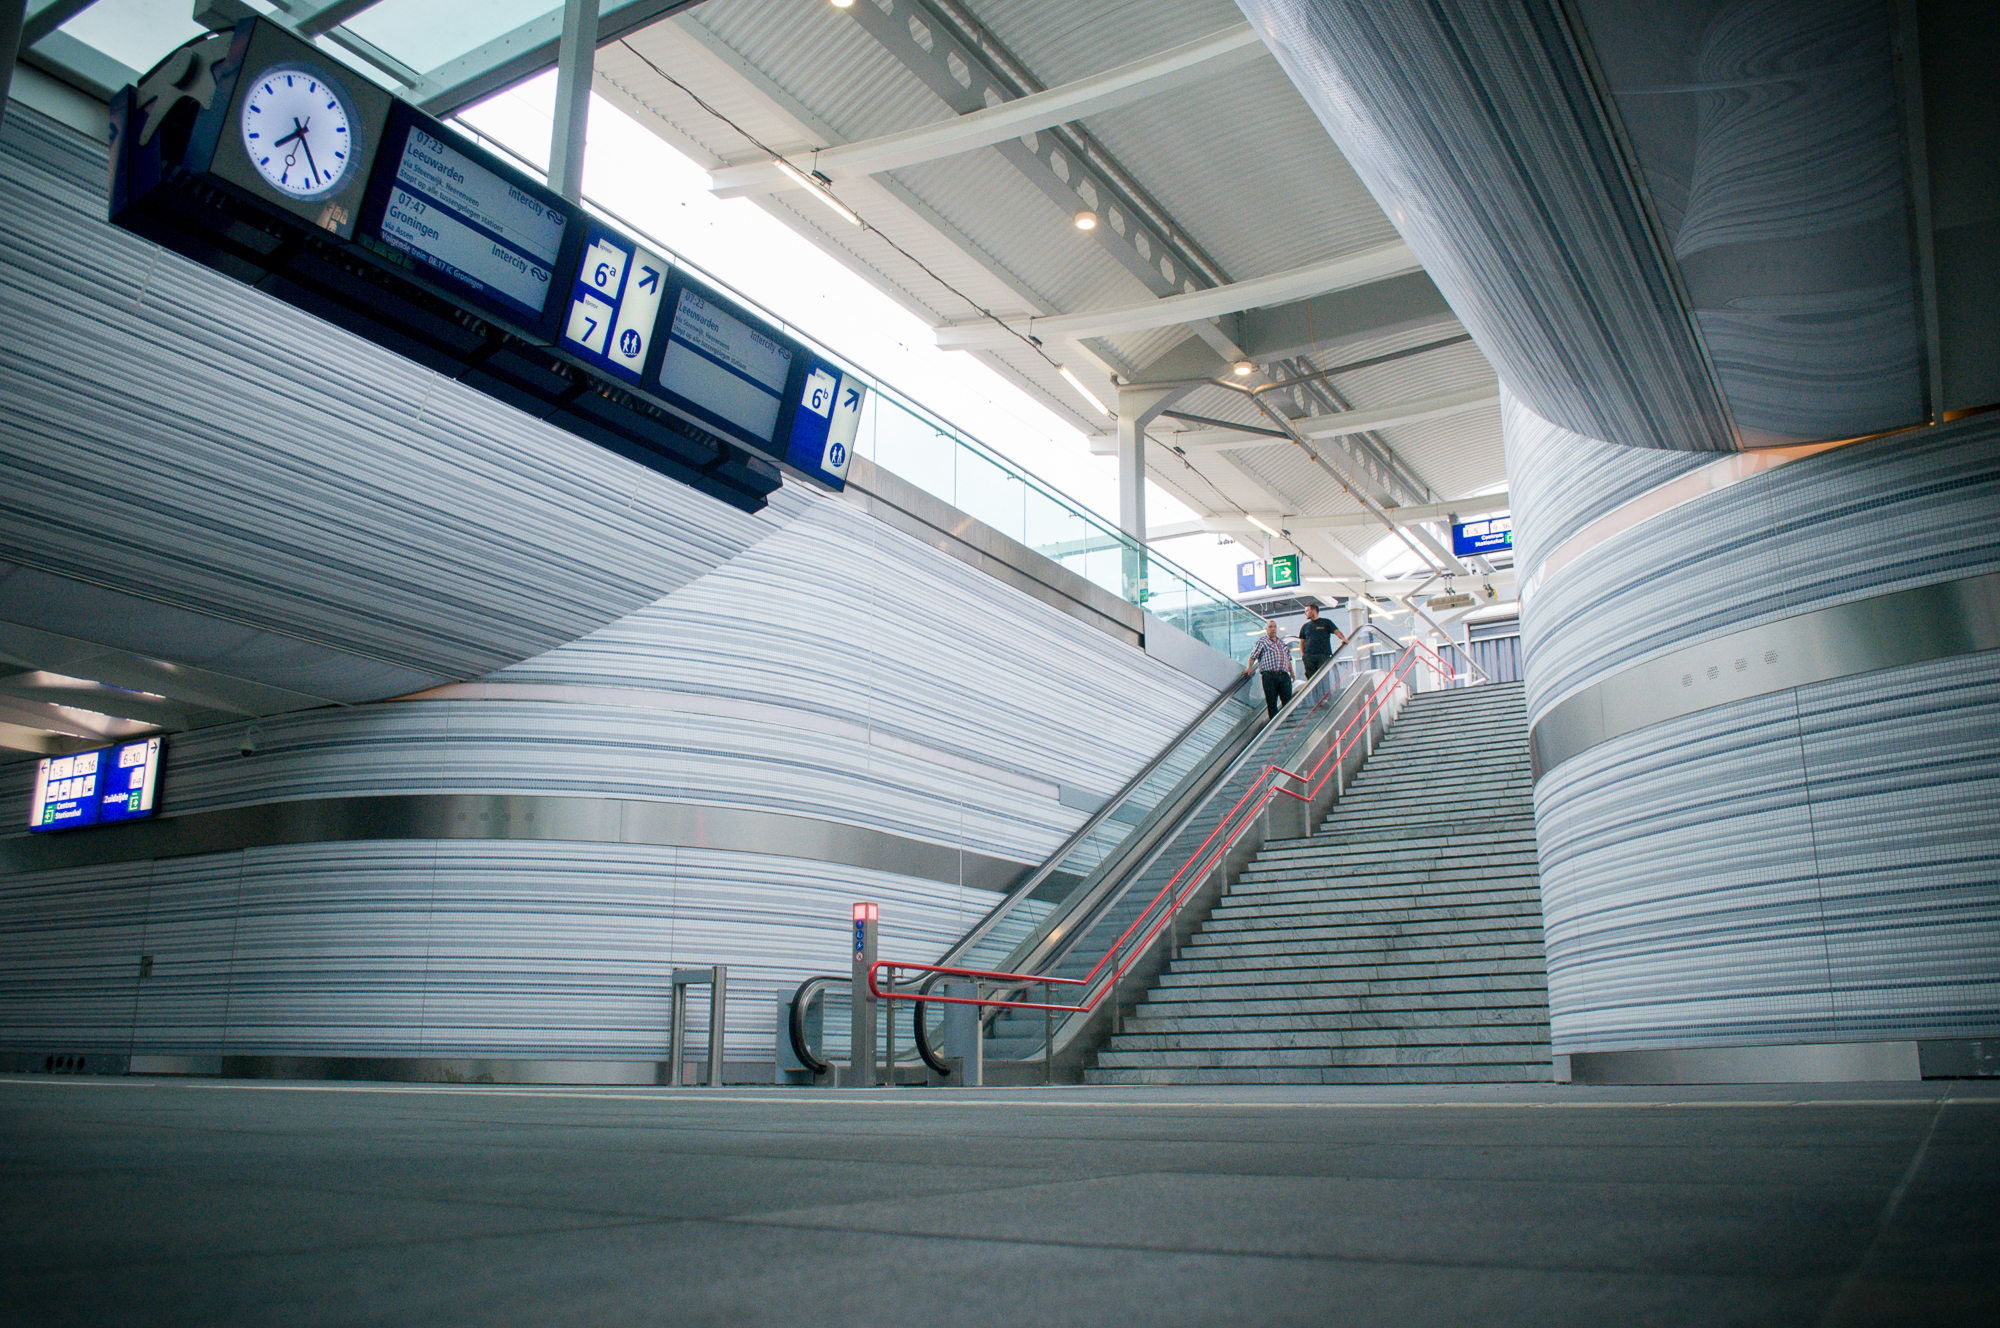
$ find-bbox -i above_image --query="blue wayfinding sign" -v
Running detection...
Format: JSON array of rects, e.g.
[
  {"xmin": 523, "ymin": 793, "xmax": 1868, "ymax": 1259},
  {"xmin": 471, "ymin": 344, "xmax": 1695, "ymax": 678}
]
[
  {"xmin": 1453, "ymin": 515, "xmax": 1513, "ymax": 557},
  {"xmin": 560, "ymin": 222, "xmax": 668, "ymax": 385},
  {"xmin": 782, "ymin": 363, "xmax": 864, "ymax": 490}
]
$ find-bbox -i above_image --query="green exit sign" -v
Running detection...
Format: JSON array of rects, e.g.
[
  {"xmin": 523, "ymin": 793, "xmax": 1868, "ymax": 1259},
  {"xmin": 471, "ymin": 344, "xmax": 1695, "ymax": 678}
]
[{"xmin": 1268, "ymin": 554, "xmax": 1300, "ymax": 589}]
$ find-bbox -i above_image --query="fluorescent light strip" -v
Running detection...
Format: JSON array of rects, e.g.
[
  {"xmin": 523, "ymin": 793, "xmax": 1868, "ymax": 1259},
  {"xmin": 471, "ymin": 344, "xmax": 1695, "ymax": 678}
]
[
  {"xmin": 773, "ymin": 159, "xmax": 861, "ymax": 226},
  {"xmin": 1057, "ymin": 365, "xmax": 1111, "ymax": 416}
]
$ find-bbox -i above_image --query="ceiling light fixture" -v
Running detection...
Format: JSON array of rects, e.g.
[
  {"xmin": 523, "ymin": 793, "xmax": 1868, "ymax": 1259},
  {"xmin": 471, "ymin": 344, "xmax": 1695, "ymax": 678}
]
[
  {"xmin": 1246, "ymin": 514, "xmax": 1283, "ymax": 539},
  {"xmin": 1073, "ymin": 210, "xmax": 1099, "ymax": 231},
  {"xmin": 830, "ymin": 0, "xmax": 855, "ymax": 8},
  {"xmin": 1057, "ymin": 365, "xmax": 1111, "ymax": 416},
  {"xmin": 1232, "ymin": 360, "xmax": 1255, "ymax": 376},
  {"xmin": 773, "ymin": 159, "xmax": 861, "ymax": 226}
]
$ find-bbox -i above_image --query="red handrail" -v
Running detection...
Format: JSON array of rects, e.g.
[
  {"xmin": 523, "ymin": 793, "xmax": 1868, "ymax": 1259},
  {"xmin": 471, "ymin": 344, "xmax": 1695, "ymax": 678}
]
[{"xmin": 868, "ymin": 642, "xmax": 1459, "ymax": 1021}]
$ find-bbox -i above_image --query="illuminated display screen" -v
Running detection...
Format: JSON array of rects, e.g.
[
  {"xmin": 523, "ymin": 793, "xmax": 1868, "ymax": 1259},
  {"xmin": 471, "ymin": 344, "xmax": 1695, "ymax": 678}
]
[
  {"xmin": 1452, "ymin": 515, "xmax": 1514, "ymax": 557},
  {"xmin": 368, "ymin": 113, "xmax": 569, "ymax": 325},
  {"xmin": 656, "ymin": 282, "xmax": 795, "ymax": 444},
  {"xmin": 28, "ymin": 737, "xmax": 164, "ymax": 833}
]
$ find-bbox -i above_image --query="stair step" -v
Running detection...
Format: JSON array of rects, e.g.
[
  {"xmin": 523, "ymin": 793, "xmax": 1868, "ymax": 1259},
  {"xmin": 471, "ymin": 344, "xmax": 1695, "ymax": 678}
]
[{"xmin": 1094, "ymin": 1041, "xmax": 1550, "ymax": 1069}]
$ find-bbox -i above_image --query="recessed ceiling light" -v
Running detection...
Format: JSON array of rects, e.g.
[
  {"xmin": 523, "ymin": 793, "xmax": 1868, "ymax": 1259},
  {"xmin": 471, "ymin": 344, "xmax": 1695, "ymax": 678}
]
[
  {"xmin": 1073, "ymin": 210, "xmax": 1099, "ymax": 231},
  {"xmin": 831, "ymin": 0, "xmax": 855, "ymax": 8},
  {"xmin": 1232, "ymin": 360, "xmax": 1255, "ymax": 376}
]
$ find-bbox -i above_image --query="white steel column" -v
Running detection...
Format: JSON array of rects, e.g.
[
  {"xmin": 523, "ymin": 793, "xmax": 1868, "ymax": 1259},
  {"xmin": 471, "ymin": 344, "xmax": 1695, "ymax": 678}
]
[{"xmin": 549, "ymin": 0, "xmax": 599, "ymax": 202}]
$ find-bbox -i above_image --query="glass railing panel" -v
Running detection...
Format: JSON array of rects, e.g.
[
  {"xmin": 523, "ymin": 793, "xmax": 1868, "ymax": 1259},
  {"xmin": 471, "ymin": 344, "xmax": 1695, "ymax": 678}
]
[
  {"xmin": 864, "ymin": 395, "xmax": 956, "ymax": 501},
  {"xmin": 955, "ymin": 444, "xmax": 1028, "ymax": 546}
]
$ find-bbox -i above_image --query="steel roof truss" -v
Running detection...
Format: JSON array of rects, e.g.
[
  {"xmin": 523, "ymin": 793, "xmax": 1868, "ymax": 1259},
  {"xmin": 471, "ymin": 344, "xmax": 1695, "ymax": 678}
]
[{"xmin": 841, "ymin": 0, "xmax": 1218, "ymax": 303}]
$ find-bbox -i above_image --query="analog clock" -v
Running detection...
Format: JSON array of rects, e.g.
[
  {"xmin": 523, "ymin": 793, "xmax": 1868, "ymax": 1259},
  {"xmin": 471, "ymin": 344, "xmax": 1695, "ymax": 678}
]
[{"xmin": 238, "ymin": 66, "xmax": 355, "ymax": 200}]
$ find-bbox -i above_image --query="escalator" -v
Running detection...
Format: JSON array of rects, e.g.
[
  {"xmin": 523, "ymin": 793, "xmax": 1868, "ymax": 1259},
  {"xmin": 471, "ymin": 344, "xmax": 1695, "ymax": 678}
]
[{"xmin": 789, "ymin": 633, "xmax": 1438, "ymax": 1083}]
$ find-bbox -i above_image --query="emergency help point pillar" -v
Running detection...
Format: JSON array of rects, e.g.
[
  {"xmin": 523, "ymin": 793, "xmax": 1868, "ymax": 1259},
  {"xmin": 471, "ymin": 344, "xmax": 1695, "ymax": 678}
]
[{"xmin": 850, "ymin": 901, "xmax": 878, "ymax": 1088}]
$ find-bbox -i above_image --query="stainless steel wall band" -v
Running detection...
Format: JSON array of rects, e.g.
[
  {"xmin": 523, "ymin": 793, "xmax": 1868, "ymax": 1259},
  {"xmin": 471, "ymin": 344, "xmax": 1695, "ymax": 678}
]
[
  {"xmin": 1530, "ymin": 570, "xmax": 2000, "ymax": 779},
  {"xmin": 0, "ymin": 793, "xmax": 1034, "ymax": 892}
]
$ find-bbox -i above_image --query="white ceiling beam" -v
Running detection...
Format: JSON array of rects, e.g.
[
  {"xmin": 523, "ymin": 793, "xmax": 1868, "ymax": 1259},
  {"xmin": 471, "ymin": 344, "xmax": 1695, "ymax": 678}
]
[
  {"xmin": 1167, "ymin": 384, "xmax": 1500, "ymax": 451},
  {"xmin": 934, "ymin": 241, "xmax": 1421, "ymax": 349},
  {"xmin": 1296, "ymin": 383, "xmax": 1499, "ymax": 440},
  {"xmin": 708, "ymin": 22, "xmax": 1266, "ymax": 198},
  {"xmin": 1283, "ymin": 494, "xmax": 1509, "ymax": 530}
]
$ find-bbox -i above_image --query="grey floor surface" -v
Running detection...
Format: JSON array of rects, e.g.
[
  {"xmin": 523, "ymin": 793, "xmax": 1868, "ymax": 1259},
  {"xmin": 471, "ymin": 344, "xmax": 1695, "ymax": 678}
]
[{"xmin": 1, "ymin": 1076, "xmax": 1996, "ymax": 1326}]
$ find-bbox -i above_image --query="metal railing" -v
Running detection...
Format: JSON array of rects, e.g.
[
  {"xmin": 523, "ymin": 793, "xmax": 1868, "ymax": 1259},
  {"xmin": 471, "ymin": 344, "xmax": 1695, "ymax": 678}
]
[{"xmin": 867, "ymin": 638, "xmax": 1461, "ymax": 1066}]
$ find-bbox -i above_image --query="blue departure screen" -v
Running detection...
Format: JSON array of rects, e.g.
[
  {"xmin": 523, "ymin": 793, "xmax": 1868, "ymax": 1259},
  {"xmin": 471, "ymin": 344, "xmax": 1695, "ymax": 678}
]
[
  {"xmin": 1453, "ymin": 516, "xmax": 1513, "ymax": 557},
  {"xmin": 28, "ymin": 737, "xmax": 164, "ymax": 832}
]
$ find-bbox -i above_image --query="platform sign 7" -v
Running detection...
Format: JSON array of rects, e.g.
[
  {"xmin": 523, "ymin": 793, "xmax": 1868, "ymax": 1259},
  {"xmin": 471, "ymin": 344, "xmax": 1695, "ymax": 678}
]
[{"xmin": 561, "ymin": 224, "xmax": 668, "ymax": 385}]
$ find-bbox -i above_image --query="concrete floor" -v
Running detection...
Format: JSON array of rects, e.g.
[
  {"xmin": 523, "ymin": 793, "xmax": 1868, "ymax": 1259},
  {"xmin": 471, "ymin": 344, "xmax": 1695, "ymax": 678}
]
[{"xmin": 1, "ymin": 1078, "xmax": 1995, "ymax": 1326}]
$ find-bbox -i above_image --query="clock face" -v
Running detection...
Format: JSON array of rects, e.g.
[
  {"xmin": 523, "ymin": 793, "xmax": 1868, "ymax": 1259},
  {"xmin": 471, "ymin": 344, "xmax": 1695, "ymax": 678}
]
[{"xmin": 239, "ymin": 66, "xmax": 354, "ymax": 200}]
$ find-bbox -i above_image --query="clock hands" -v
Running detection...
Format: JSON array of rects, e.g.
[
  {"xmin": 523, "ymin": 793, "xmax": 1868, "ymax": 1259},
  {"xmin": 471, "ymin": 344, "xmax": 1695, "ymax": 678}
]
[
  {"xmin": 273, "ymin": 115, "xmax": 318, "ymax": 187},
  {"xmin": 296, "ymin": 129, "xmax": 324, "ymax": 189}
]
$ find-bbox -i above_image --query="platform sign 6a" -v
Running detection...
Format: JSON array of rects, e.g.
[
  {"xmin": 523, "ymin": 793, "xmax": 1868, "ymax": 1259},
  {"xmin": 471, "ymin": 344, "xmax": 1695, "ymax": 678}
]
[
  {"xmin": 560, "ymin": 224, "xmax": 668, "ymax": 384},
  {"xmin": 784, "ymin": 360, "xmax": 865, "ymax": 490}
]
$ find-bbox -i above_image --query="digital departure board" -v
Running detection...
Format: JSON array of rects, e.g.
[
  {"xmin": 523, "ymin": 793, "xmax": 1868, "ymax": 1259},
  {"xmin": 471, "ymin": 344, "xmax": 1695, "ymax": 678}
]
[
  {"xmin": 656, "ymin": 277, "xmax": 796, "ymax": 445},
  {"xmin": 28, "ymin": 737, "xmax": 164, "ymax": 833},
  {"xmin": 362, "ymin": 104, "xmax": 575, "ymax": 330},
  {"xmin": 109, "ymin": 16, "xmax": 843, "ymax": 509}
]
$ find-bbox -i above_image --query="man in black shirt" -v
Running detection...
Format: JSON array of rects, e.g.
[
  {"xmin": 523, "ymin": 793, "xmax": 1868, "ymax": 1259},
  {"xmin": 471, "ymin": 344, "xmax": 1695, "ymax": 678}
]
[{"xmin": 1299, "ymin": 602, "xmax": 1343, "ymax": 681}]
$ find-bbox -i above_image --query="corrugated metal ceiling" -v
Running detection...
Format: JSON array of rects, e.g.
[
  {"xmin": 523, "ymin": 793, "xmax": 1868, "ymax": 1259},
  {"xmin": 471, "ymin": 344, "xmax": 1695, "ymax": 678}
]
[{"xmin": 602, "ymin": 0, "xmax": 1510, "ymax": 589}]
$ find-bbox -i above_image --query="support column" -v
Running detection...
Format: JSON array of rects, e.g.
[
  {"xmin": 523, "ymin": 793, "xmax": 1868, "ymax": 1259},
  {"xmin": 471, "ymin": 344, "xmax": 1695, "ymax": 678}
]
[
  {"xmin": 1114, "ymin": 384, "xmax": 1195, "ymax": 606},
  {"xmin": 549, "ymin": 0, "xmax": 599, "ymax": 202},
  {"xmin": 1, "ymin": 2, "xmax": 24, "ymax": 134}
]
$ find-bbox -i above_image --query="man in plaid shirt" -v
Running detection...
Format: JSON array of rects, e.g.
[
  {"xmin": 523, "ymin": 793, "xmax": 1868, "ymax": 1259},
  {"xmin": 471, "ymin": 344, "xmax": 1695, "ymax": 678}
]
[{"xmin": 1244, "ymin": 619, "xmax": 1296, "ymax": 719}]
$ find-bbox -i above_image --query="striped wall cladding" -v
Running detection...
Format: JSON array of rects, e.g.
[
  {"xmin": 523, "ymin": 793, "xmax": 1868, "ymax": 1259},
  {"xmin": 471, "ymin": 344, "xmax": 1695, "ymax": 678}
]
[
  {"xmin": 0, "ymin": 103, "xmax": 782, "ymax": 699},
  {"xmin": 0, "ymin": 842, "xmax": 980, "ymax": 1061},
  {"xmin": 1512, "ymin": 408, "xmax": 2000, "ymax": 729},
  {"xmin": 1535, "ymin": 651, "xmax": 2000, "ymax": 1054},
  {"xmin": 1236, "ymin": 0, "xmax": 1737, "ymax": 453},
  {"xmin": 1506, "ymin": 398, "xmax": 2000, "ymax": 1054},
  {"xmin": 0, "ymin": 485, "xmax": 1223, "ymax": 1061}
]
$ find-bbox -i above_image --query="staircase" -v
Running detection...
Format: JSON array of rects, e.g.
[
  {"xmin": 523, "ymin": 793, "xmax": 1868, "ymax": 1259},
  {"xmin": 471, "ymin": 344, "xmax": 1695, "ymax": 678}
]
[{"xmin": 1084, "ymin": 681, "xmax": 1550, "ymax": 1085}]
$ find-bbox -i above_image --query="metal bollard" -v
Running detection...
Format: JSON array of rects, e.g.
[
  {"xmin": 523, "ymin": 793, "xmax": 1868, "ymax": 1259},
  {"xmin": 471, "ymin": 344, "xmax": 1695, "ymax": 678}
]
[{"xmin": 667, "ymin": 965, "xmax": 727, "ymax": 1087}]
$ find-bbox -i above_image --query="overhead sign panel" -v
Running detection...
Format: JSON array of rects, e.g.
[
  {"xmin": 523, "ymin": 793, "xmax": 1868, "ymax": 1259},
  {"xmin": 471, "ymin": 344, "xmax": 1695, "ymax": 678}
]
[
  {"xmin": 108, "ymin": 15, "xmax": 853, "ymax": 510},
  {"xmin": 783, "ymin": 366, "xmax": 864, "ymax": 489},
  {"xmin": 28, "ymin": 738, "xmax": 164, "ymax": 833},
  {"xmin": 657, "ymin": 280, "xmax": 796, "ymax": 446},
  {"xmin": 561, "ymin": 224, "xmax": 668, "ymax": 383},
  {"xmin": 99, "ymin": 737, "xmax": 165, "ymax": 823},
  {"xmin": 1453, "ymin": 515, "xmax": 1514, "ymax": 557},
  {"xmin": 362, "ymin": 105, "xmax": 576, "ymax": 332},
  {"xmin": 1268, "ymin": 554, "xmax": 1301, "ymax": 589}
]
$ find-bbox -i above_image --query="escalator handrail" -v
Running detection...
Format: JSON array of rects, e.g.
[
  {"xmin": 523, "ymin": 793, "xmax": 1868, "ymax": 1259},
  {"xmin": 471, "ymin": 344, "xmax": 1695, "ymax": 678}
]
[
  {"xmin": 933, "ymin": 670, "xmax": 1265, "ymax": 972},
  {"xmin": 787, "ymin": 971, "xmax": 956, "ymax": 1076},
  {"xmin": 867, "ymin": 640, "xmax": 1456, "ymax": 1032},
  {"xmin": 787, "ymin": 974, "xmax": 844, "ymax": 1075},
  {"xmin": 991, "ymin": 637, "xmax": 1371, "ymax": 983}
]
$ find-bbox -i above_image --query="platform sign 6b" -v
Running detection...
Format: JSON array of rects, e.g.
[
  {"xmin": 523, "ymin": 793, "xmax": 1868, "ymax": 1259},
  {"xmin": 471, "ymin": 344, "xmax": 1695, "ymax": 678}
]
[
  {"xmin": 784, "ymin": 360, "xmax": 865, "ymax": 490},
  {"xmin": 561, "ymin": 223, "xmax": 668, "ymax": 384}
]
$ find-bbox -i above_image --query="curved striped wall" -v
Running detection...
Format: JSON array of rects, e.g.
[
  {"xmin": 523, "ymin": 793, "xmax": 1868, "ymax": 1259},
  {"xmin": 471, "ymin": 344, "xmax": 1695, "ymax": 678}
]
[
  {"xmin": 1238, "ymin": 0, "xmax": 1736, "ymax": 453},
  {"xmin": 0, "ymin": 489, "xmax": 1220, "ymax": 1066},
  {"xmin": 1510, "ymin": 398, "xmax": 2000, "ymax": 1058},
  {"xmin": 1, "ymin": 102, "xmax": 781, "ymax": 702}
]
